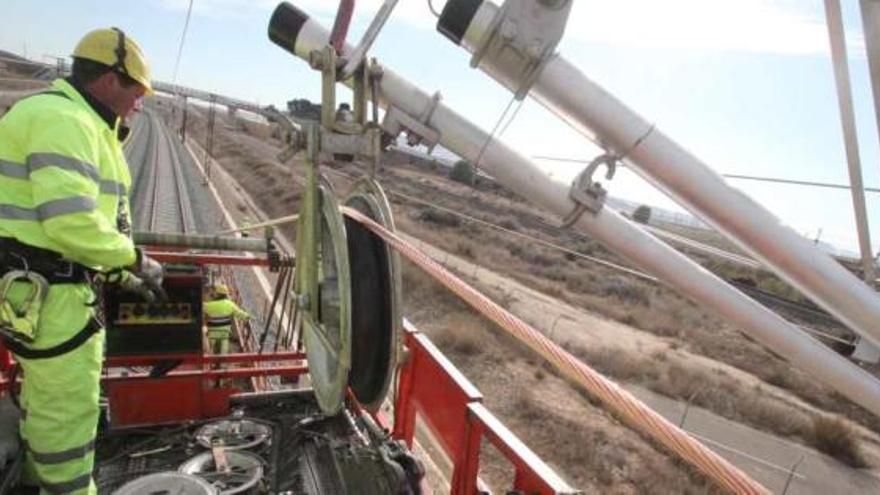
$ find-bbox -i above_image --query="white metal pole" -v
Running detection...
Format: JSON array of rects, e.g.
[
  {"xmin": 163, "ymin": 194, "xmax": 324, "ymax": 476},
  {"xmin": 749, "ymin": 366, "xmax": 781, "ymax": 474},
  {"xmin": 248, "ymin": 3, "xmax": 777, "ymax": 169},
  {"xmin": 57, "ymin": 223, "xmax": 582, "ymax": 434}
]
[
  {"xmin": 825, "ymin": 0, "xmax": 876, "ymax": 284},
  {"xmin": 861, "ymin": 0, "xmax": 880, "ymax": 265},
  {"xmin": 443, "ymin": 0, "xmax": 880, "ymax": 350},
  {"xmin": 269, "ymin": 4, "xmax": 880, "ymax": 417}
]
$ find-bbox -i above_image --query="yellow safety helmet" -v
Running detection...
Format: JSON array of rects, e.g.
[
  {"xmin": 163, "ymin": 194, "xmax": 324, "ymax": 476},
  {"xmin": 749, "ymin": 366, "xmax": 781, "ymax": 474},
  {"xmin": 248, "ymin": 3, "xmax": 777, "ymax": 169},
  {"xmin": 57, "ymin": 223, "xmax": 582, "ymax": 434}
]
[
  {"xmin": 72, "ymin": 27, "xmax": 153, "ymax": 95},
  {"xmin": 213, "ymin": 284, "xmax": 230, "ymax": 296}
]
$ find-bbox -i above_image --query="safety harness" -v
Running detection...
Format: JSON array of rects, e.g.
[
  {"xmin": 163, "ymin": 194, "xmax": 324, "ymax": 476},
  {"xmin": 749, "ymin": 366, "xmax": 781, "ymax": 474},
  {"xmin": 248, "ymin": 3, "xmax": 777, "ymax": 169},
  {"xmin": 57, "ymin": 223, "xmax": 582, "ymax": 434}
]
[
  {"xmin": 0, "ymin": 88, "xmax": 119, "ymax": 359},
  {"xmin": 0, "ymin": 237, "xmax": 101, "ymax": 360}
]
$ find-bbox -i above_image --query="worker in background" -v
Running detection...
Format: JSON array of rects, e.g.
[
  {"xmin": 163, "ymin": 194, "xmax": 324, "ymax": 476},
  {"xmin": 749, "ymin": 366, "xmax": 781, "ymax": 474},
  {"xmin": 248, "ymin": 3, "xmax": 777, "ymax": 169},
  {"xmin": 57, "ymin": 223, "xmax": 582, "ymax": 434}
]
[
  {"xmin": 0, "ymin": 28, "xmax": 162, "ymax": 494},
  {"xmin": 203, "ymin": 284, "xmax": 250, "ymax": 355}
]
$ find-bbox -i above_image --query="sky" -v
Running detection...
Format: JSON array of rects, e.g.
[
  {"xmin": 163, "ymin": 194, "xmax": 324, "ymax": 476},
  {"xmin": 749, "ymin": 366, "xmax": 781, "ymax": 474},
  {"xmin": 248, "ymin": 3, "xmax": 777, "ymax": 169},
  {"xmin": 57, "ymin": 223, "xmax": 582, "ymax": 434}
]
[{"xmin": 2, "ymin": 0, "xmax": 880, "ymax": 255}]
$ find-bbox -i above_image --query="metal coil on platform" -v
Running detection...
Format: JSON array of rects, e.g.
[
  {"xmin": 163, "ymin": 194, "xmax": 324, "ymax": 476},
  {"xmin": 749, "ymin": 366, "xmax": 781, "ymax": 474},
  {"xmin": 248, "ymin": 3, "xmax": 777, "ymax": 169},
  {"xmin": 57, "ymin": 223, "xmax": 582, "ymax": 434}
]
[{"xmin": 114, "ymin": 472, "xmax": 218, "ymax": 495}]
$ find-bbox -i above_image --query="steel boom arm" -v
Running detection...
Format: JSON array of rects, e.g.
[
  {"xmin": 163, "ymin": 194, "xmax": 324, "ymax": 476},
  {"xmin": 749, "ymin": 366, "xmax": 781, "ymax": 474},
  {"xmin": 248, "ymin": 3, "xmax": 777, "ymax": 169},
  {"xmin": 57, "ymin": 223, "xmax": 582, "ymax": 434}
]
[{"xmin": 438, "ymin": 0, "xmax": 880, "ymax": 352}]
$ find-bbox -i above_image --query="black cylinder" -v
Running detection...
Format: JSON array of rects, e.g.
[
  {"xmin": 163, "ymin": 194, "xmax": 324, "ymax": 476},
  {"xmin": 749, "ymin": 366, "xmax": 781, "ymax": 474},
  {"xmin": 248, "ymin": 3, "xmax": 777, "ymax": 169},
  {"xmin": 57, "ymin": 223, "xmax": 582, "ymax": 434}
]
[
  {"xmin": 268, "ymin": 2, "xmax": 310, "ymax": 56},
  {"xmin": 437, "ymin": 0, "xmax": 484, "ymax": 45}
]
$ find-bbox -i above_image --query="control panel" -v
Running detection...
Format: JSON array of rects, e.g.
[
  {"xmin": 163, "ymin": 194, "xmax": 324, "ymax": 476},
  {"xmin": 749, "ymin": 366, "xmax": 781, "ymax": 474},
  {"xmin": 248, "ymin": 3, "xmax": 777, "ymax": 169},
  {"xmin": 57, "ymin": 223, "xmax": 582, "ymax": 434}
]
[
  {"xmin": 104, "ymin": 265, "xmax": 204, "ymax": 356},
  {"xmin": 115, "ymin": 302, "xmax": 193, "ymax": 326}
]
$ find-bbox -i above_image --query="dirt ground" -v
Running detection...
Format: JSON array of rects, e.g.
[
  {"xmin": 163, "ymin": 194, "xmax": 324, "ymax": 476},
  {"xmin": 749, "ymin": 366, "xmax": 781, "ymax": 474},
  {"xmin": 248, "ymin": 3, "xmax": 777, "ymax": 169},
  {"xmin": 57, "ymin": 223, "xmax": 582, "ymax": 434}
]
[{"xmin": 3, "ymin": 59, "xmax": 880, "ymax": 491}]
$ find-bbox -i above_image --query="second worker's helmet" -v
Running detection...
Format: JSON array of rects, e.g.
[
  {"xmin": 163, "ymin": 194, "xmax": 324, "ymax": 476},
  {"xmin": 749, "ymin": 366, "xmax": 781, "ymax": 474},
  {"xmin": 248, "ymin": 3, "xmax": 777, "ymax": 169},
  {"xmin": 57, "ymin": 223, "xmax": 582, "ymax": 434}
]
[
  {"xmin": 73, "ymin": 27, "xmax": 153, "ymax": 95},
  {"xmin": 213, "ymin": 284, "xmax": 230, "ymax": 296}
]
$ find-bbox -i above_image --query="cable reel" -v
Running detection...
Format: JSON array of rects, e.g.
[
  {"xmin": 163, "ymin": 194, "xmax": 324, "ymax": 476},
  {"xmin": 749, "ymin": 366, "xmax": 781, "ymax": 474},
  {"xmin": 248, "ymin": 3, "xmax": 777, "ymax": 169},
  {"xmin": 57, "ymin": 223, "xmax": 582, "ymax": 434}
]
[
  {"xmin": 343, "ymin": 178, "xmax": 402, "ymax": 411},
  {"xmin": 295, "ymin": 175, "xmax": 352, "ymax": 415},
  {"xmin": 275, "ymin": 2, "xmax": 402, "ymax": 415},
  {"xmin": 295, "ymin": 173, "xmax": 402, "ymax": 415}
]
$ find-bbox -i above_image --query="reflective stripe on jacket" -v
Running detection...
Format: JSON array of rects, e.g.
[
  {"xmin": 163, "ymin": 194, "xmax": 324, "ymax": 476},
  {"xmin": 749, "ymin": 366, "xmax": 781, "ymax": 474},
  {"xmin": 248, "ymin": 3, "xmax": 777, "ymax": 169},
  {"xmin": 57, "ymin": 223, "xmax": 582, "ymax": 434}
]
[
  {"xmin": 203, "ymin": 298, "xmax": 249, "ymax": 335},
  {"xmin": 0, "ymin": 79, "xmax": 135, "ymax": 271}
]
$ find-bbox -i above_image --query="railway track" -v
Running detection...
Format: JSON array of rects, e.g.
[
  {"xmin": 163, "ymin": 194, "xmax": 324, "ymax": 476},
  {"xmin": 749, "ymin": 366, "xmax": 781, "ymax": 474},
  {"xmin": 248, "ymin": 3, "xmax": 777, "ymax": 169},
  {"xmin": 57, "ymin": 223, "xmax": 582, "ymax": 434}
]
[{"xmin": 126, "ymin": 110, "xmax": 196, "ymax": 233}]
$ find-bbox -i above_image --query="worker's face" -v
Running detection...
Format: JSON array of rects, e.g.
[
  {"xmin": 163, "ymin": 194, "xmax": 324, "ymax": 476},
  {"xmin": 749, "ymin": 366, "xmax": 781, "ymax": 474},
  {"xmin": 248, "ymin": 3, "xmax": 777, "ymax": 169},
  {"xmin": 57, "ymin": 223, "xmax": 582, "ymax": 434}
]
[
  {"xmin": 107, "ymin": 72, "xmax": 147, "ymax": 119},
  {"xmin": 91, "ymin": 71, "xmax": 146, "ymax": 120}
]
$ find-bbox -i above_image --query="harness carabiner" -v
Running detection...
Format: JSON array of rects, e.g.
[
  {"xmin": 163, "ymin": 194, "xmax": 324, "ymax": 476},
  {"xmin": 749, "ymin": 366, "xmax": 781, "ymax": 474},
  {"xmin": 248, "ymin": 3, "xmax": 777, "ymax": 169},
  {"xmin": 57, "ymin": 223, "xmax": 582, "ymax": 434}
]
[{"xmin": 0, "ymin": 270, "xmax": 50, "ymax": 344}]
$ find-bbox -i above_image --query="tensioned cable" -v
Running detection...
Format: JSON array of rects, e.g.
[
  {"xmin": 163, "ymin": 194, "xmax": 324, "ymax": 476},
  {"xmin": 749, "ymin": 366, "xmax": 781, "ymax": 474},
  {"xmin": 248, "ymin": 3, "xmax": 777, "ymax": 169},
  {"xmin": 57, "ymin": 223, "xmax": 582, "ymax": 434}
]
[
  {"xmin": 497, "ymin": 97, "xmax": 525, "ymax": 138},
  {"xmin": 532, "ymin": 156, "xmax": 880, "ymax": 194},
  {"xmin": 473, "ymin": 94, "xmax": 518, "ymax": 176},
  {"xmin": 171, "ymin": 0, "xmax": 195, "ymax": 86},
  {"xmin": 316, "ymin": 168, "xmax": 653, "ymax": 281},
  {"xmin": 378, "ymin": 181, "xmax": 852, "ymax": 344},
  {"xmin": 390, "ymin": 187, "xmax": 657, "ymax": 282},
  {"xmin": 723, "ymin": 173, "xmax": 880, "ymax": 194},
  {"xmin": 342, "ymin": 206, "xmax": 769, "ymax": 495}
]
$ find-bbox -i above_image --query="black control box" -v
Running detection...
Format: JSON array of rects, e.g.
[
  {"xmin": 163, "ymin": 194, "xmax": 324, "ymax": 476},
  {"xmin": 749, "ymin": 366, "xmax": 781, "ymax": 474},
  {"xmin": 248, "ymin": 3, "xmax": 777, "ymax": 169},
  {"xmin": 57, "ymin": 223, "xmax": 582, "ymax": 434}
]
[{"xmin": 104, "ymin": 266, "xmax": 204, "ymax": 356}]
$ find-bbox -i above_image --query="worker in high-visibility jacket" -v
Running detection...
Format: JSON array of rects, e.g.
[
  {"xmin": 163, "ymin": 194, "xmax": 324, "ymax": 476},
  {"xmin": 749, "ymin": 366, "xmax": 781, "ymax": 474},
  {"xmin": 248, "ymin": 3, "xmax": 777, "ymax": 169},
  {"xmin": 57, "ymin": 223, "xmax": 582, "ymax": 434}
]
[
  {"xmin": 0, "ymin": 28, "xmax": 161, "ymax": 495},
  {"xmin": 203, "ymin": 284, "xmax": 250, "ymax": 355}
]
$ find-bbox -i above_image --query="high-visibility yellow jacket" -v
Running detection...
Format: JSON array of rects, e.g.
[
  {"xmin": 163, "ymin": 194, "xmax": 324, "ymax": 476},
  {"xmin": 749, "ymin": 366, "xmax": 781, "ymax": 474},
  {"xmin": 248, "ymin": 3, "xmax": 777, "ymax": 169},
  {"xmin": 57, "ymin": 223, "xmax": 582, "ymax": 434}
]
[
  {"xmin": 0, "ymin": 78, "xmax": 136, "ymax": 271},
  {"xmin": 204, "ymin": 297, "xmax": 250, "ymax": 337}
]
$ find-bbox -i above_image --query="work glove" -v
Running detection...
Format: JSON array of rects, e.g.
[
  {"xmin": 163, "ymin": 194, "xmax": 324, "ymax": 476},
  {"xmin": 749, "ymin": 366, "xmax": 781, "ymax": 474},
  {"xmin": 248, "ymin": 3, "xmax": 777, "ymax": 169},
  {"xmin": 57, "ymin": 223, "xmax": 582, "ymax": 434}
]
[
  {"xmin": 100, "ymin": 270, "xmax": 161, "ymax": 303},
  {"xmin": 132, "ymin": 248, "xmax": 164, "ymax": 289}
]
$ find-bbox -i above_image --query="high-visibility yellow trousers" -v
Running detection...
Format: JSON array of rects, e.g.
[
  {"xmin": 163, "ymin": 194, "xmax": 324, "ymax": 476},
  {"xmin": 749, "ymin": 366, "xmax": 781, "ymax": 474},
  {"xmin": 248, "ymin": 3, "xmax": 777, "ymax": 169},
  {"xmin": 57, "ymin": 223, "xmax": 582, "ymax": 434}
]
[
  {"xmin": 9, "ymin": 281, "xmax": 100, "ymax": 495},
  {"xmin": 208, "ymin": 328, "xmax": 230, "ymax": 355}
]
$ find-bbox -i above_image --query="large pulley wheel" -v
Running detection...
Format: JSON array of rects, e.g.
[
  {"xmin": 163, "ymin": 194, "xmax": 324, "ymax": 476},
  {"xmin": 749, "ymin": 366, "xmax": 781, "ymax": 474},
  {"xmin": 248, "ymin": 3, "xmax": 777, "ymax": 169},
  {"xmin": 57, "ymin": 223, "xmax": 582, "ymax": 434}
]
[
  {"xmin": 343, "ymin": 178, "xmax": 402, "ymax": 411},
  {"xmin": 295, "ymin": 177, "xmax": 352, "ymax": 415},
  {"xmin": 296, "ymin": 175, "xmax": 401, "ymax": 415},
  {"xmin": 178, "ymin": 451, "xmax": 264, "ymax": 494}
]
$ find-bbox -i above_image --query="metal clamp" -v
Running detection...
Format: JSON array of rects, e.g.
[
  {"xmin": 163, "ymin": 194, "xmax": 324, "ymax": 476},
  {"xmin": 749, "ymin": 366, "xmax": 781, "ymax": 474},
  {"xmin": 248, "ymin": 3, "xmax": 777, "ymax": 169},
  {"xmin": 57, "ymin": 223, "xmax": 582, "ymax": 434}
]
[
  {"xmin": 381, "ymin": 94, "xmax": 442, "ymax": 152},
  {"xmin": 409, "ymin": 92, "xmax": 443, "ymax": 149},
  {"xmin": 470, "ymin": 0, "xmax": 573, "ymax": 99},
  {"xmin": 561, "ymin": 153, "xmax": 618, "ymax": 228}
]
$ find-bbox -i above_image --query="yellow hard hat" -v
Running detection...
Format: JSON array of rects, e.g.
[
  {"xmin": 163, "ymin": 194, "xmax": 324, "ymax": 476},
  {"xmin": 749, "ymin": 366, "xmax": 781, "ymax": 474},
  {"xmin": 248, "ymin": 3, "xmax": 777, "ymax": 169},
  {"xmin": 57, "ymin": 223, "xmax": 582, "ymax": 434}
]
[
  {"xmin": 73, "ymin": 28, "xmax": 153, "ymax": 95},
  {"xmin": 213, "ymin": 284, "xmax": 229, "ymax": 296}
]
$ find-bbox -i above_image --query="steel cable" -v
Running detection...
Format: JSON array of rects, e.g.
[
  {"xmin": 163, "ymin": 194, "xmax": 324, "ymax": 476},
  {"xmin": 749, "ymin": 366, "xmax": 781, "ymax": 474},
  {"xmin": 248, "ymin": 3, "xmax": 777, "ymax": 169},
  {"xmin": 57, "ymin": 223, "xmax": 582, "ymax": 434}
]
[
  {"xmin": 259, "ymin": 264, "xmax": 290, "ymax": 353},
  {"xmin": 319, "ymin": 167, "xmax": 846, "ymax": 345},
  {"xmin": 341, "ymin": 206, "xmax": 769, "ymax": 495},
  {"xmin": 172, "ymin": 0, "xmax": 195, "ymax": 85}
]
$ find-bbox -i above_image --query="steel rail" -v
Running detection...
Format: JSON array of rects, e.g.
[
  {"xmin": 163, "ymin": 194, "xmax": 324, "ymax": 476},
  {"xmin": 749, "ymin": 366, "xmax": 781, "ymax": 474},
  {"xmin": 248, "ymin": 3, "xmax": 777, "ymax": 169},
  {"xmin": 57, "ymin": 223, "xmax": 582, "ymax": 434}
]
[
  {"xmin": 147, "ymin": 114, "xmax": 162, "ymax": 231},
  {"xmin": 165, "ymin": 122, "xmax": 194, "ymax": 233},
  {"xmin": 138, "ymin": 112, "xmax": 194, "ymax": 233},
  {"xmin": 127, "ymin": 113, "xmax": 157, "ymax": 231},
  {"xmin": 147, "ymin": 115, "xmax": 162, "ymax": 231}
]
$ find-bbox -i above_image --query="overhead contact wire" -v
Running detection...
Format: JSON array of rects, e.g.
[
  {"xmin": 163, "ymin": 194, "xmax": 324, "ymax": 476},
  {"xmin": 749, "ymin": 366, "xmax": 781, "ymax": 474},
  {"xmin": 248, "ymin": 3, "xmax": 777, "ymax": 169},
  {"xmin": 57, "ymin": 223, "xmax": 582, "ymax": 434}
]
[
  {"xmin": 172, "ymin": 0, "xmax": 195, "ymax": 85},
  {"xmin": 341, "ymin": 206, "xmax": 769, "ymax": 495}
]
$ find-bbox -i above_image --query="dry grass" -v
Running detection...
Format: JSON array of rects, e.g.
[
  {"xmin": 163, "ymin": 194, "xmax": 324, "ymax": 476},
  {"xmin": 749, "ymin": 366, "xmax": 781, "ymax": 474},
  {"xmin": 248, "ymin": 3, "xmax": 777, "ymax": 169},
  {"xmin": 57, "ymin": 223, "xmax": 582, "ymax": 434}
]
[
  {"xmin": 399, "ymin": 265, "xmax": 715, "ymax": 492},
  {"xmin": 811, "ymin": 417, "xmax": 868, "ymax": 468},
  {"xmin": 511, "ymin": 389, "xmax": 713, "ymax": 494},
  {"xmin": 566, "ymin": 342, "xmax": 870, "ymax": 467},
  {"xmin": 429, "ymin": 314, "xmax": 484, "ymax": 357}
]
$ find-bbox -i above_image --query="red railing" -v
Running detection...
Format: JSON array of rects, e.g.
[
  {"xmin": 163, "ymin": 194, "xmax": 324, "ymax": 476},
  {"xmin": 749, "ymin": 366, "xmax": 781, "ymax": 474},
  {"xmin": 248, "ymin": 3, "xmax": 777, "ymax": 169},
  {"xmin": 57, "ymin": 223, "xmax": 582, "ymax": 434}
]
[
  {"xmin": 393, "ymin": 322, "xmax": 578, "ymax": 494},
  {"xmin": 101, "ymin": 351, "xmax": 307, "ymax": 427}
]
